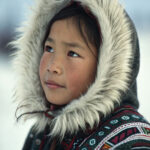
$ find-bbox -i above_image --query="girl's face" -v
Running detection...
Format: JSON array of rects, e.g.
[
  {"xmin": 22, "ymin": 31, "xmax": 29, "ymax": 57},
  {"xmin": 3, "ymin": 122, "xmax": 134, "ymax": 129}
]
[{"xmin": 39, "ymin": 18, "xmax": 97, "ymax": 105}]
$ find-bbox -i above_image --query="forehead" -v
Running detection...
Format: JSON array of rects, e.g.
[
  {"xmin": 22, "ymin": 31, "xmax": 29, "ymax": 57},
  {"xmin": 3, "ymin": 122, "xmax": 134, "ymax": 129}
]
[
  {"xmin": 47, "ymin": 18, "xmax": 97, "ymax": 55},
  {"xmin": 48, "ymin": 19, "xmax": 85, "ymax": 48},
  {"xmin": 49, "ymin": 18, "xmax": 83, "ymax": 39}
]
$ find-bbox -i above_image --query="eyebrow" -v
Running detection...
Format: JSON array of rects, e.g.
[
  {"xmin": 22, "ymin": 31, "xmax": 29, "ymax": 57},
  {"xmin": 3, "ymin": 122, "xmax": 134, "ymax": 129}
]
[
  {"xmin": 46, "ymin": 37, "xmax": 54, "ymax": 43},
  {"xmin": 46, "ymin": 37, "xmax": 85, "ymax": 50}
]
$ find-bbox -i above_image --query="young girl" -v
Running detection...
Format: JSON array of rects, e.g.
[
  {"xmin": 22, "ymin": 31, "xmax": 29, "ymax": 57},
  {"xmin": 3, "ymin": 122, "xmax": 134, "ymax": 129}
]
[{"xmin": 12, "ymin": 0, "xmax": 150, "ymax": 149}]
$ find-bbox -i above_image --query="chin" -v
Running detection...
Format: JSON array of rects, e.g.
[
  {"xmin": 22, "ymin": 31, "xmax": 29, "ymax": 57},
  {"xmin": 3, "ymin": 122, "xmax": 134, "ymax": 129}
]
[{"xmin": 47, "ymin": 98, "xmax": 70, "ymax": 106}]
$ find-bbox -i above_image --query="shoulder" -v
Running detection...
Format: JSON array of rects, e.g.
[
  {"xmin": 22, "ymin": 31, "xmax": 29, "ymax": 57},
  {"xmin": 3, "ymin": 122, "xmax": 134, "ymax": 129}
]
[
  {"xmin": 22, "ymin": 125, "xmax": 46, "ymax": 150},
  {"xmin": 78, "ymin": 105, "xmax": 150, "ymax": 150}
]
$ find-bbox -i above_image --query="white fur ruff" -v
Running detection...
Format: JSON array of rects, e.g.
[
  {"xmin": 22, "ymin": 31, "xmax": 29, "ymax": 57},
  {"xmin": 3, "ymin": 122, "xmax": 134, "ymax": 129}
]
[{"xmin": 12, "ymin": 0, "xmax": 133, "ymax": 139}]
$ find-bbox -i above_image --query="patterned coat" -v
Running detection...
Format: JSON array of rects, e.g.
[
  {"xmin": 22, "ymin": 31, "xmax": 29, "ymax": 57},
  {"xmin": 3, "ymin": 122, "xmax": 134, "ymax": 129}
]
[
  {"xmin": 23, "ymin": 105, "xmax": 150, "ymax": 150},
  {"xmin": 12, "ymin": 0, "xmax": 150, "ymax": 149}
]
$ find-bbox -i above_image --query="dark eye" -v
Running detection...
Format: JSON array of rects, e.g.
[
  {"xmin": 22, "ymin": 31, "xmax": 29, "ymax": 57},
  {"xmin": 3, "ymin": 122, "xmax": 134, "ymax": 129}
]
[
  {"xmin": 44, "ymin": 46, "xmax": 54, "ymax": 53},
  {"xmin": 68, "ymin": 51, "xmax": 80, "ymax": 57}
]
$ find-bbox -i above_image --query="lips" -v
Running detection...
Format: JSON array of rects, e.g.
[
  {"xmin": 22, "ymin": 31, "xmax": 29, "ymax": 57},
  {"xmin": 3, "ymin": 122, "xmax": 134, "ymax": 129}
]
[{"xmin": 45, "ymin": 80, "xmax": 64, "ymax": 89}]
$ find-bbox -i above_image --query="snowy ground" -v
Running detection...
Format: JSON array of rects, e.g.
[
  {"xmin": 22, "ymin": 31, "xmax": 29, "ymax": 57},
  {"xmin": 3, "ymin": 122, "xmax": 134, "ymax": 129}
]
[
  {"xmin": 0, "ymin": 56, "xmax": 34, "ymax": 150},
  {"xmin": 137, "ymin": 33, "xmax": 150, "ymax": 121}
]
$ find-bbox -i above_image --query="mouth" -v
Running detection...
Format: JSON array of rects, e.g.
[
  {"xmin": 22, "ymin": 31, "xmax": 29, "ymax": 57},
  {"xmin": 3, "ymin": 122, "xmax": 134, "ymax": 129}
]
[{"xmin": 45, "ymin": 80, "xmax": 65, "ymax": 89}]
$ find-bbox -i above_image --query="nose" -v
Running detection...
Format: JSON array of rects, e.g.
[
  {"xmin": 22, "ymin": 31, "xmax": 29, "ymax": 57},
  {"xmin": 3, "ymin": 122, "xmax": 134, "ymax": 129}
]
[{"xmin": 47, "ymin": 55, "xmax": 63, "ymax": 75}]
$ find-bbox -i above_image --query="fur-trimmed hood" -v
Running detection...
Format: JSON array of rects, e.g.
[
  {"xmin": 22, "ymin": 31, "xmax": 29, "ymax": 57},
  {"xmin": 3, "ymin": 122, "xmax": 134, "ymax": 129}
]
[{"xmin": 12, "ymin": 0, "xmax": 140, "ymax": 139}]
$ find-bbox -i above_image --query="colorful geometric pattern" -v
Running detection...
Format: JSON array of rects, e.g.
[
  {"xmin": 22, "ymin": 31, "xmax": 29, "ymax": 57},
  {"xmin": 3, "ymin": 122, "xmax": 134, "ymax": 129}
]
[
  {"xmin": 22, "ymin": 105, "xmax": 150, "ymax": 150},
  {"xmin": 97, "ymin": 123, "xmax": 150, "ymax": 150},
  {"xmin": 79, "ymin": 105, "xmax": 150, "ymax": 150}
]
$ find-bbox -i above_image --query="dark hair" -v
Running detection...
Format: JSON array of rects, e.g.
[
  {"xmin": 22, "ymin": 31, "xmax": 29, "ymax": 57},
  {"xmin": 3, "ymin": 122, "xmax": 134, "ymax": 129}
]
[{"xmin": 43, "ymin": 2, "xmax": 102, "ymax": 57}]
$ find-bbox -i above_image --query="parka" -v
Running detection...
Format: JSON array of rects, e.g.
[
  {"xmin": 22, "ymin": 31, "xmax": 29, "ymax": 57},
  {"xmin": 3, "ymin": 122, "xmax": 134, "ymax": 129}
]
[{"xmin": 12, "ymin": 0, "xmax": 150, "ymax": 149}]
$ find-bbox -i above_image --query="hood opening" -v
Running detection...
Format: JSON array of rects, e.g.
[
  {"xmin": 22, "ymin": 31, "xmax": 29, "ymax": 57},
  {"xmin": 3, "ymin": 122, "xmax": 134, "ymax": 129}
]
[{"xmin": 13, "ymin": 0, "xmax": 140, "ymax": 139}]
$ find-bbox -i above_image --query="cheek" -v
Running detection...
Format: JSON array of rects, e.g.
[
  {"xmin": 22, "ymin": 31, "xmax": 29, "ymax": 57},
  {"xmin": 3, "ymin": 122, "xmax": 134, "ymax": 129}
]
[
  {"xmin": 39, "ymin": 55, "xmax": 47, "ymax": 78},
  {"xmin": 66, "ymin": 61, "xmax": 97, "ymax": 97},
  {"xmin": 67, "ymin": 71, "xmax": 85, "ymax": 99}
]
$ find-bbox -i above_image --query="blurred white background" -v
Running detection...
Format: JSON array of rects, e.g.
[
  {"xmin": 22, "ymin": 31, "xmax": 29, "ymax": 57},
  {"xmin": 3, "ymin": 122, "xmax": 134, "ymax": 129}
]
[{"xmin": 0, "ymin": 0, "xmax": 150, "ymax": 150}]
